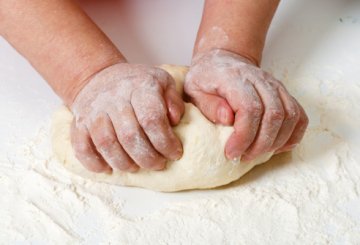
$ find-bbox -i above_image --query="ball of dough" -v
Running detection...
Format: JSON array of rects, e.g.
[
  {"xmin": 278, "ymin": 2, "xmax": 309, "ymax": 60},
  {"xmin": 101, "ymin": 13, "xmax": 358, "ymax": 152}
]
[{"xmin": 51, "ymin": 65, "xmax": 272, "ymax": 192}]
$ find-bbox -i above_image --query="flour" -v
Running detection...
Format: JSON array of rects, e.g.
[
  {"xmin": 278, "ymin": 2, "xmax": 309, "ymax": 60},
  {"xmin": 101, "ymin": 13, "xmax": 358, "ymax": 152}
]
[
  {"xmin": 198, "ymin": 26, "xmax": 229, "ymax": 52},
  {"xmin": 1, "ymin": 70, "xmax": 360, "ymax": 243}
]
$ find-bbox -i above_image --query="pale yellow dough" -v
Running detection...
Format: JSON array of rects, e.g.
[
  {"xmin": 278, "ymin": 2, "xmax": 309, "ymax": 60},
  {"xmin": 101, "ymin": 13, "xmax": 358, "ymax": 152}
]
[{"xmin": 51, "ymin": 65, "xmax": 272, "ymax": 192}]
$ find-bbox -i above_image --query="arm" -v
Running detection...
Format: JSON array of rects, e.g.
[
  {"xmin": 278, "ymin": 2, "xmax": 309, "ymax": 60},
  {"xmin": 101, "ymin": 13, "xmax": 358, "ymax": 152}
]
[
  {"xmin": 0, "ymin": 0, "xmax": 184, "ymax": 172},
  {"xmin": 194, "ymin": 0, "xmax": 280, "ymax": 66},
  {"xmin": 0, "ymin": 0, "xmax": 125, "ymax": 106},
  {"xmin": 185, "ymin": 0, "xmax": 308, "ymax": 161}
]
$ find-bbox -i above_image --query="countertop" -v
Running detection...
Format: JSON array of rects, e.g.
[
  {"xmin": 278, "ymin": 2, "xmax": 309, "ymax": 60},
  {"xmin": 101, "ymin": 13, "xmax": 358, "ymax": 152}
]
[{"xmin": 1, "ymin": 0, "xmax": 360, "ymax": 243}]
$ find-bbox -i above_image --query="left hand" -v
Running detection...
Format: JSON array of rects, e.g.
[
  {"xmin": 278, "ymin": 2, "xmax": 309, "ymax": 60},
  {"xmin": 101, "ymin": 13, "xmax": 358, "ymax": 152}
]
[{"xmin": 184, "ymin": 49, "xmax": 308, "ymax": 161}]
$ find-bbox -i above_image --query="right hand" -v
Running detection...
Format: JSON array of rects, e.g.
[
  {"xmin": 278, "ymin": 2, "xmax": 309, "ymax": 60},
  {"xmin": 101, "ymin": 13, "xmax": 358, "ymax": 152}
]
[
  {"xmin": 70, "ymin": 63, "xmax": 185, "ymax": 173},
  {"xmin": 185, "ymin": 49, "xmax": 309, "ymax": 161}
]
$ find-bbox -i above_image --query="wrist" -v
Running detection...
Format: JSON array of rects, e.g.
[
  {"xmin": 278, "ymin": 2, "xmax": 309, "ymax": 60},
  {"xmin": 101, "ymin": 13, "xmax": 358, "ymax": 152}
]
[
  {"xmin": 193, "ymin": 0, "xmax": 278, "ymax": 68},
  {"xmin": 61, "ymin": 55, "xmax": 127, "ymax": 106},
  {"xmin": 194, "ymin": 42, "xmax": 261, "ymax": 67},
  {"xmin": 192, "ymin": 48, "xmax": 259, "ymax": 67}
]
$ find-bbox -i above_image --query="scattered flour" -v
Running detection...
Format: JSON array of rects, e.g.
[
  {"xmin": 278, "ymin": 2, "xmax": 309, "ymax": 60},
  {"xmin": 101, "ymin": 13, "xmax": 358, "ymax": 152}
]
[{"xmin": 1, "ymin": 70, "xmax": 360, "ymax": 244}]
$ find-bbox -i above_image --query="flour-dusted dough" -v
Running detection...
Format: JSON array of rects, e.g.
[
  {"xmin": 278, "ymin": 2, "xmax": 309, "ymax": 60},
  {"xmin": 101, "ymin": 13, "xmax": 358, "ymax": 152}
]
[{"xmin": 51, "ymin": 65, "xmax": 273, "ymax": 192}]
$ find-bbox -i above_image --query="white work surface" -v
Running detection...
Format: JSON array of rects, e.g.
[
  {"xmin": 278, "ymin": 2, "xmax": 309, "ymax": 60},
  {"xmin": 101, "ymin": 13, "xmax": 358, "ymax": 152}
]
[{"xmin": 1, "ymin": 0, "xmax": 360, "ymax": 244}]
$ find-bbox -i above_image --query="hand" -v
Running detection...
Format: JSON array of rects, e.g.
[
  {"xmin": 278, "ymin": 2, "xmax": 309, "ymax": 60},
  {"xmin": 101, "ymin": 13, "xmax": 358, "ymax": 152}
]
[
  {"xmin": 70, "ymin": 63, "xmax": 184, "ymax": 173},
  {"xmin": 185, "ymin": 49, "xmax": 308, "ymax": 161}
]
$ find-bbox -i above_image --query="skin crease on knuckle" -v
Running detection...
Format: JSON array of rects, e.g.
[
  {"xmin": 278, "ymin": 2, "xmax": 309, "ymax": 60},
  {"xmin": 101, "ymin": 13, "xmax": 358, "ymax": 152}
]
[
  {"xmin": 94, "ymin": 129, "xmax": 117, "ymax": 152},
  {"xmin": 70, "ymin": 63, "xmax": 178, "ymax": 172}
]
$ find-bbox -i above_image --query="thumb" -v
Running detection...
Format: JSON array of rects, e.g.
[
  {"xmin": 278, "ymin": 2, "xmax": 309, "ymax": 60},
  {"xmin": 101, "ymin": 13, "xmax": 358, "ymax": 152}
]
[
  {"xmin": 164, "ymin": 87, "xmax": 185, "ymax": 126},
  {"xmin": 190, "ymin": 91, "xmax": 234, "ymax": 125}
]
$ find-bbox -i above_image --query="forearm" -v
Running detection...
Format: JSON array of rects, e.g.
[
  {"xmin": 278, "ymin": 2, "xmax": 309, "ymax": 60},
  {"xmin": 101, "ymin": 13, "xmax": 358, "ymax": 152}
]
[
  {"xmin": 194, "ymin": 0, "xmax": 280, "ymax": 65},
  {"xmin": 0, "ymin": 0, "xmax": 125, "ymax": 105}
]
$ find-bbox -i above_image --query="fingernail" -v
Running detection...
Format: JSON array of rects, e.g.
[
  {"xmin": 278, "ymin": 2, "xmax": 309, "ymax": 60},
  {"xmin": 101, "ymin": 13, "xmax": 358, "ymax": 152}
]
[
  {"xmin": 218, "ymin": 107, "xmax": 228, "ymax": 124},
  {"xmin": 226, "ymin": 148, "xmax": 242, "ymax": 160},
  {"xmin": 128, "ymin": 165, "xmax": 139, "ymax": 173},
  {"xmin": 170, "ymin": 147, "xmax": 183, "ymax": 160},
  {"xmin": 241, "ymin": 154, "xmax": 252, "ymax": 162},
  {"xmin": 150, "ymin": 159, "xmax": 167, "ymax": 171},
  {"xmin": 152, "ymin": 163, "xmax": 166, "ymax": 171},
  {"xmin": 103, "ymin": 167, "xmax": 113, "ymax": 174},
  {"xmin": 275, "ymin": 144, "xmax": 298, "ymax": 154}
]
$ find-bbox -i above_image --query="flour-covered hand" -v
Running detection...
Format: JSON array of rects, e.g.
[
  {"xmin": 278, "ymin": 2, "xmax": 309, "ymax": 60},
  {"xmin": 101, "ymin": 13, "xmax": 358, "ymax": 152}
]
[
  {"xmin": 185, "ymin": 49, "xmax": 308, "ymax": 161},
  {"xmin": 70, "ymin": 63, "xmax": 184, "ymax": 173}
]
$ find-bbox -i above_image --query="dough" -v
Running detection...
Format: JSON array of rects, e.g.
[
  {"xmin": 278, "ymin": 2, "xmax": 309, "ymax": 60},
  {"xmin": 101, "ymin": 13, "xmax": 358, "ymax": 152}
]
[{"xmin": 51, "ymin": 65, "xmax": 273, "ymax": 192}]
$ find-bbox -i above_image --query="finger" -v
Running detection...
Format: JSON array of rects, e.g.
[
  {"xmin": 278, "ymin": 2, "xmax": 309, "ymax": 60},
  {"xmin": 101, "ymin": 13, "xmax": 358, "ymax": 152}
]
[
  {"xmin": 222, "ymin": 80, "xmax": 264, "ymax": 159},
  {"xmin": 88, "ymin": 114, "xmax": 139, "ymax": 172},
  {"xmin": 189, "ymin": 90, "xmax": 234, "ymax": 125},
  {"xmin": 110, "ymin": 104, "xmax": 167, "ymax": 170},
  {"xmin": 270, "ymin": 87, "xmax": 300, "ymax": 151},
  {"xmin": 276, "ymin": 102, "xmax": 309, "ymax": 153},
  {"xmin": 132, "ymin": 89, "xmax": 183, "ymax": 161},
  {"xmin": 70, "ymin": 121, "xmax": 112, "ymax": 173},
  {"xmin": 155, "ymin": 68, "xmax": 185, "ymax": 125},
  {"xmin": 164, "ymin": 87, "xmax": 185, "ymax": 126},
  {"xmin": 242, "ymin": 81, "xmax": 285, "ymax": 161}
]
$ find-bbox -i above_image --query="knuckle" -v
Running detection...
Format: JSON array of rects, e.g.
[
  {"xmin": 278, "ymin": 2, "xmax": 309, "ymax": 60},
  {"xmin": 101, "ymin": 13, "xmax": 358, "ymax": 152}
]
[
  {"xmin": 142, "ymin": 114, "xmax": 166, "ymax": 130},
  {"xmin": 96, "ymin": 134, "xmax": 117, "ymax": 150},
  {"xmin": 265, "ymin": 108, "xmax": 285, "ymax": 123},
  {"xmin": 73, "ymin": 142, "xmax": 92, "ymax": 156},
  {"xmin": 144, "ymin": 75, "xmax": 162, "ymax": 89},
  {"xmin": 153, "ymin": 135, "xmax": 169, "ymax": 151},
  {"xmin": 284, "ymin": 108, "xmax": 300, "ymax": 124},
  {"xmin": 284, "ymin": 99, "xmax": 301, "ymax": 123},
  {"xmin": 245, "ymin": 102, "xmax": 264, "ymax": 118},
  {"xmin": 121, "ymin": 129, "xmax": 137, "ymax": 143}
]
